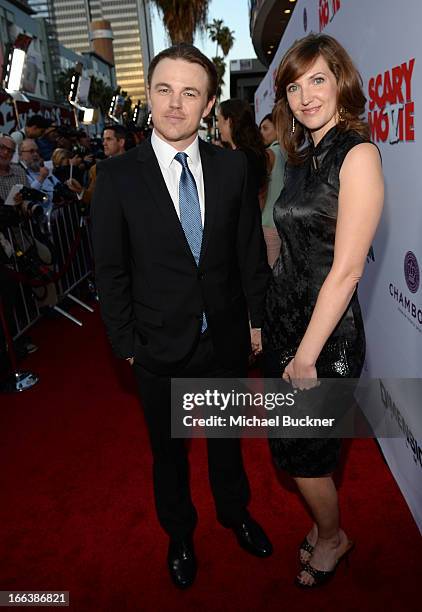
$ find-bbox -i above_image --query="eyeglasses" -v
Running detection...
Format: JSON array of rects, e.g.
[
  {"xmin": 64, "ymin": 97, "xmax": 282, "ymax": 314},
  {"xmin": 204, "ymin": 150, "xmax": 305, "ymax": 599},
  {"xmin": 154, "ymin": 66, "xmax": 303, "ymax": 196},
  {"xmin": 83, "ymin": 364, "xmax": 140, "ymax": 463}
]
[
  {"xmin": 20, "ymin": 148, "xmax": 39, "ymax": 154},
  {"xmin": 0, "ymin": 143, "xmax": 15, "ymax": 154}
]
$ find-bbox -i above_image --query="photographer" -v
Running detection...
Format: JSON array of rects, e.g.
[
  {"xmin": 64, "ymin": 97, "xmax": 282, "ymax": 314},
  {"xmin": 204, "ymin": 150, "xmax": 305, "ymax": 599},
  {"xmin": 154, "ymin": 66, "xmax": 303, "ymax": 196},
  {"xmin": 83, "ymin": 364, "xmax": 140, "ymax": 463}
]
[
  {"xmin": 51, "ymin": 146, "xmax": 85, "ymax": 186},
  {"xmin": 36, "ymin": 124, "xmax": 59, "ymax": 162},
  {"xmin": 10, "ymin": 115, "xmax": 52, "ymax": 163},
  {"xmin": 0, "ymin": 137, "xmax": 38, "ymax": 360},
  {"xmin": 0, "ymin": 135, "xmax": 29, "ymax": 202},
  {"xmin": 76, "ymin": 129, "xmax": 95, "ymax": 168},
  {"xmin": 19, "ymin": 139, "xmax": 84, "ymax": 209}
]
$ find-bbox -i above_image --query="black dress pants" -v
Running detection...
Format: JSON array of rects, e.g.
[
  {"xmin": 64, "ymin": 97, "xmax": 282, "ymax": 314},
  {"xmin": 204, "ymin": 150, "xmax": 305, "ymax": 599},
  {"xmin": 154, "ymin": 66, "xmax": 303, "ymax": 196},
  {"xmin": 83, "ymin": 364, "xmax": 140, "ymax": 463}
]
[{"xmin": 133, "ymin": 332, "xmax": 250, "ymax": 540}]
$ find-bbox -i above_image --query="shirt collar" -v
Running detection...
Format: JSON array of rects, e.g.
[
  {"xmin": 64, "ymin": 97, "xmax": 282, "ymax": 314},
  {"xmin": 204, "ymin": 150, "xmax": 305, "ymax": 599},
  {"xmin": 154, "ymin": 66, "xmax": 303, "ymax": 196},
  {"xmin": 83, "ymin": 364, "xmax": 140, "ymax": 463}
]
[{"xmin": 151, "ymin": 129, "xmax": 200, "ymax": 169}]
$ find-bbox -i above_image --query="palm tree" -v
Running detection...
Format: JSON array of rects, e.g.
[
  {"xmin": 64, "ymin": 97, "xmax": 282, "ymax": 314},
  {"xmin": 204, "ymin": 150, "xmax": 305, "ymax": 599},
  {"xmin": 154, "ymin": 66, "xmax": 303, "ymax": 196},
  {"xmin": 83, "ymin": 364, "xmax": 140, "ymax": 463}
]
[
  {"xmin": 218, "ymin": 26, "xmax": 235, "ymax": 56},
  {"xmin": 207, "ymin": 18, "xmax": 224, "ymax": 57},
  {"xmin": 211, "ymin": 56, "xmax": 226, "ymax": 99},
  {"xmin": 207, "ymin": 19, "xmax": 235, "ymax": 57},
  {"xmin": 207, "ymin": 19, "xmax": 235, "ymax": 101},
  {"xmin": 149, "ymin": 0, "xmax": 209, "ymax": 44}
]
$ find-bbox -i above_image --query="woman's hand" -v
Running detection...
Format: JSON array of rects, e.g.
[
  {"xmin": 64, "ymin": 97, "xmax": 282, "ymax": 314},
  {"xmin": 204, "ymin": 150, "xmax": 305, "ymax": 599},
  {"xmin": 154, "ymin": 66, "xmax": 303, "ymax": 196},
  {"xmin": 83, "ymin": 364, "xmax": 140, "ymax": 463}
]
[{"xmin": 282, "ymin": 356, "xmax": 318, "ymax": 390}]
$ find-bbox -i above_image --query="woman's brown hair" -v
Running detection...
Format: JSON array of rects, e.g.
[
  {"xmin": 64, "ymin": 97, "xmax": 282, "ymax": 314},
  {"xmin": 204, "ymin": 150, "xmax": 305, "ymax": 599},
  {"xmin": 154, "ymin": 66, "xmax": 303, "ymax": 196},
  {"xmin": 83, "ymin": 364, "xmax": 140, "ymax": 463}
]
[
  {"xmin": 273, "ymin": 33, "xmax": 369, "ymax": 165},
  {"xmin": 219, "ymin": 98, "xmax": 268, "ymax": 190}
]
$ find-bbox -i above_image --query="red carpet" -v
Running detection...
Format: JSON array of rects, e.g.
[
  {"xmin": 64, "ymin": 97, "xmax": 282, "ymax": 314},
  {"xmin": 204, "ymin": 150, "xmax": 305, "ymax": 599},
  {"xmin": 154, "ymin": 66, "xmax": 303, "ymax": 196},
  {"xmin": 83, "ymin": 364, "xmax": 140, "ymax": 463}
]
[{"xmin": 0, "ymin": 305, "xmax": 421, "ymax": 611}]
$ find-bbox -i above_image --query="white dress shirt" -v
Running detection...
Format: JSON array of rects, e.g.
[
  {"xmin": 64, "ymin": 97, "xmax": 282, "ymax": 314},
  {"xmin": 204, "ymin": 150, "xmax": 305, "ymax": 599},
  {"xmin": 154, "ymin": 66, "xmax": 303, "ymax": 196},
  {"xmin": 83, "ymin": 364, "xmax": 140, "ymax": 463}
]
[{"xmin": 150, "ymin": 129, "xmax": 205, "ymax": 227}]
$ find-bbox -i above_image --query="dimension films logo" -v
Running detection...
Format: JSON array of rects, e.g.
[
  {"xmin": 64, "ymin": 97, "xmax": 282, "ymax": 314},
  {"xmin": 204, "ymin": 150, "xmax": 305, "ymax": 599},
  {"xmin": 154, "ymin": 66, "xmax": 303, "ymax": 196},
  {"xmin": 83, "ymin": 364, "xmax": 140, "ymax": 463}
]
[
  {"xmin": 319, "ymin": 0, "xmax": 341, "ymax": 32},
  {"xmin": 389, "ymin": 251, "xmax": 422, "ymax": 332},
  {"xmin": 404, "ymin": 251, "xmax": 420, "ymax": 293},
  {"xmin": 368, "ymin": 59, "xmax": 415, "ymax": 144}
]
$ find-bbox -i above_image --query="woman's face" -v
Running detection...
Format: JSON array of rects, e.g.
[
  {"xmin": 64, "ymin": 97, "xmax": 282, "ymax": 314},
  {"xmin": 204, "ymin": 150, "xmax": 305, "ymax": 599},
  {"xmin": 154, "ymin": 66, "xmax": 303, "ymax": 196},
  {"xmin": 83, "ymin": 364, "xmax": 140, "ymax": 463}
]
[
  {"xmin": 286, "ymin": 55, "xmax": 338, "ymax": 145},
  {"xmin": 216, "ymin": 111, "xmax": 232, "ymax": 144}
]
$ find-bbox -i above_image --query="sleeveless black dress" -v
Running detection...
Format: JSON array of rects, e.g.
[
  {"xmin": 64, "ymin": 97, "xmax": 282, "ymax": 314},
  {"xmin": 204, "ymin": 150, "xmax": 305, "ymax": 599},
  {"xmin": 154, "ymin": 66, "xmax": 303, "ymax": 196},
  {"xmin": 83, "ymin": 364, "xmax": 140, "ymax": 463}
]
[{"xmin": 262, "ymin": 126, "xmax": 366, "ymax": 477}]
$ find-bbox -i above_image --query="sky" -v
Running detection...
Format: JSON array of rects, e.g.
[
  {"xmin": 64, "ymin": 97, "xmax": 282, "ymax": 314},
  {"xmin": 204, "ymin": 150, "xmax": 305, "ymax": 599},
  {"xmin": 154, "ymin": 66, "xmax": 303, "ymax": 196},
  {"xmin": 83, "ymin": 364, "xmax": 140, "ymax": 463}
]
[{"xmin": 149, "ymin": 0, "xmax": 257, "ymax": 100}]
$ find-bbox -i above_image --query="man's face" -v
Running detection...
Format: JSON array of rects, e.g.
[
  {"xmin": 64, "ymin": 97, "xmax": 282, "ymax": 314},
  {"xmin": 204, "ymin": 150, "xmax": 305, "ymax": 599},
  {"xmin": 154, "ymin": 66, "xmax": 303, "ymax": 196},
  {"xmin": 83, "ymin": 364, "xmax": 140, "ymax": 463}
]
[
  {"xmin": 79, "ymin": 135, "xmax": 90, "ymax": 147},
  {"xmin": 103, "ymin": 130, "xmax": 125, "ymax": 157},
  {"xmin": 0, "ymin": 137, "xmax": 15, "ymax": 170},
  {"xmin": 27, "ymin": 126, "xmax": 45, "ymax": 139},
  {"xmin": 20, "ymin": 140, "xmax": 42, "ymax": 172},
  {"xmin": 148, "ymin": 58, "xmax": 215, "ymax": 150}
]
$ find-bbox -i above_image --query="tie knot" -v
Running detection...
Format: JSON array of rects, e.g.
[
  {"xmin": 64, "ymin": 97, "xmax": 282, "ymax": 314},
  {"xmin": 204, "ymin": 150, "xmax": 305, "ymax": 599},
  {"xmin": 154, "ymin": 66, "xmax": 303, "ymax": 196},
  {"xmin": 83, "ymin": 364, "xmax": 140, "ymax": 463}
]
[{"xmin": 174, "ymin": 151, "xmax": 189, "ymax": 168}]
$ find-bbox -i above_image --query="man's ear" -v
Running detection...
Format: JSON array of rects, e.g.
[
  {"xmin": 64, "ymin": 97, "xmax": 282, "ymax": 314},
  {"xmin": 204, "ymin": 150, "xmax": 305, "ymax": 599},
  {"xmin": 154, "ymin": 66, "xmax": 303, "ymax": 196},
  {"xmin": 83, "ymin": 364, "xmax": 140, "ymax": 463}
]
[{"xmin": 203, "ymin": 96, "xmax": 216, "ymax": 119}]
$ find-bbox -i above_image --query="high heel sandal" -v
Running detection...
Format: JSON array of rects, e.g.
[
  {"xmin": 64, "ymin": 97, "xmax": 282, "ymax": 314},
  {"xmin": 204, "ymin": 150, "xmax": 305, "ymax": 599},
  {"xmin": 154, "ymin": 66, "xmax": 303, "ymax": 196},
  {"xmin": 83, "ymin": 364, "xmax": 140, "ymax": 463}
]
[
  {"xmin": 295, "ymin": 541, "xmax": 354, "ymax": 589},
  {"xmin": 298, "ymin": 536, "xmax": 314, "ymax": 565}
]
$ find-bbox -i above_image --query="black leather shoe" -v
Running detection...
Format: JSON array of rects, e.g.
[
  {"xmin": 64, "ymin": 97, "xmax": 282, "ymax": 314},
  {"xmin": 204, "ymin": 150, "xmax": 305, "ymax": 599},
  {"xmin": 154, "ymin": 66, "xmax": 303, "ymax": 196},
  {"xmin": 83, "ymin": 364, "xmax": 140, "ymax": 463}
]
[
  {"xmin": 167, "ymin": 538, "xmax": 197, "ymax": 589},
  {"xmin": 232, "ymin": 517, "xmax": 273, "ymax": 557}
]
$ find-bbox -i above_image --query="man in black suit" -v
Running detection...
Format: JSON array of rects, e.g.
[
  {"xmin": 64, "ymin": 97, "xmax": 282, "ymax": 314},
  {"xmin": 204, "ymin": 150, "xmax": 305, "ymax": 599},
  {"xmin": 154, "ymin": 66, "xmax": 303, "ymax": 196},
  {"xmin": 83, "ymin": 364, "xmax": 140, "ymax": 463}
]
[{"xmin": 92, "ymin": 44, "xmax": 272, "ymax": 589}]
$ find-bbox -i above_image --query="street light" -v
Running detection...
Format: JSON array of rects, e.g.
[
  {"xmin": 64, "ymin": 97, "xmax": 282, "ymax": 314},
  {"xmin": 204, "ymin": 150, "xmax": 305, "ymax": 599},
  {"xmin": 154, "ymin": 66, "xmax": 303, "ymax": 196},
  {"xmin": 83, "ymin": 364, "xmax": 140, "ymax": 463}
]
[
  {"xmin": 67, "ymin": 64, "xmax": 97, "ymax": 128},
  {"xmin": 5, "ymin": 48, "xmax": 25, "ymax": 92},
  {"xmin": 108, "ymin": 94, "xmax": 125, "ymax": 124},
  {"xmin": 2, "ymin": 34, "xmax": 33, "ymax": 105}
]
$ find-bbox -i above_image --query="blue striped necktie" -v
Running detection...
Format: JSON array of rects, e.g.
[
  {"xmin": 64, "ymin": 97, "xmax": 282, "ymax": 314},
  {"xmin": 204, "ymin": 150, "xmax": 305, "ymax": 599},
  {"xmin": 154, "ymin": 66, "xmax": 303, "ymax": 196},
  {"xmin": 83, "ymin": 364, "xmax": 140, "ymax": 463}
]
[{"xmin": 174, "ymin": 152, "xmax": 207, "ymax": 332}]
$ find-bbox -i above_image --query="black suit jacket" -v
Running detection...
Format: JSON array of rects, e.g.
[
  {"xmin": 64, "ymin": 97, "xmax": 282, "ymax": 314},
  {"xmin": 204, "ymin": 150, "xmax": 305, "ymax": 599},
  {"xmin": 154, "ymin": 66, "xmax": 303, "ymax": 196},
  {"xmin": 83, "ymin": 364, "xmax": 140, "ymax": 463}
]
[{"xmin": 91, "ymin": 137, "xmax": 270, "ymax": 374}]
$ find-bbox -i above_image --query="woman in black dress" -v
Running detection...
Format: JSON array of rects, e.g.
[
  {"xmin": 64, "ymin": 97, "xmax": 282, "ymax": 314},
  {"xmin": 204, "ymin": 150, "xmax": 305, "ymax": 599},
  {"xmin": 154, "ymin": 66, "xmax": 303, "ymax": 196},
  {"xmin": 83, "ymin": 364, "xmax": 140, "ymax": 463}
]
[
  {"xmin": 262, "ymin": 34, "xmax": 384, "ymax": 587},
  {"xmin": 216, "ymin": 98, "xmax": 268, "ymax": 199}
]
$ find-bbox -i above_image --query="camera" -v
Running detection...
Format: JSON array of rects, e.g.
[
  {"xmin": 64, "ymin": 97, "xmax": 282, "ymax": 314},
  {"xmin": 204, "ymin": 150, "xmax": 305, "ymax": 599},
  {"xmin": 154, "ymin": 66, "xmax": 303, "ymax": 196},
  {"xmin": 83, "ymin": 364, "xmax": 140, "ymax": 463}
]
[
  {"xmin": 71, "ymin": 144, "xmax": 87, "ymax": 157},
  {"xmin": 20, "ymin": 186, "xmax": 46, "ymax": 203},
  {"xmin": 52, "ymin": 182, "xmax": 73, "ymax": 204},
  {"xmin": 19, "ymin": 186, "xmax": 48, "ymax": 220}
]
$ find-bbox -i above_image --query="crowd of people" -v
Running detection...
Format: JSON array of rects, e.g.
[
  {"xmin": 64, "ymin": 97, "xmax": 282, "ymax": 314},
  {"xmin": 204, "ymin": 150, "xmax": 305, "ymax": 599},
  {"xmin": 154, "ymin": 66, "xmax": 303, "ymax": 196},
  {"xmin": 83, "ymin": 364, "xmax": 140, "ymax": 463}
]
[{"xmin": 0, "ymin": 120, "xmax": 142, "ymax": 368}]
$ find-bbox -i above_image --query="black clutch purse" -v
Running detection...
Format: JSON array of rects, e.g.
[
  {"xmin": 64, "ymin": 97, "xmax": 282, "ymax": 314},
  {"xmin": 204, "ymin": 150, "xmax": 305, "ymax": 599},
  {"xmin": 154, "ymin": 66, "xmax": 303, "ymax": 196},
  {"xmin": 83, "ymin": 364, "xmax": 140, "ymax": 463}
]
[{"xmin": 278, "ymin": 337, "xmax": 360, "ymax": 379}]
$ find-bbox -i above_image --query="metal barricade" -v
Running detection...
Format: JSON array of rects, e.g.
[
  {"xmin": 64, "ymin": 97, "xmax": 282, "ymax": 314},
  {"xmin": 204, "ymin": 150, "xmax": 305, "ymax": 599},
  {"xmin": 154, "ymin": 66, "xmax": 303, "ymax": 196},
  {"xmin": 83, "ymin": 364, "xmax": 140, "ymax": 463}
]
[
  {"xmin": 2, "ymin": 220, "xmax": 42, "ymax": 340},
  {"xmin": 48, "ymin": 200, "xmax": 94, "ymax": 325},
  {"xmin": 1, "ymin": 197, "xmax": 94, "ymax": 341}
]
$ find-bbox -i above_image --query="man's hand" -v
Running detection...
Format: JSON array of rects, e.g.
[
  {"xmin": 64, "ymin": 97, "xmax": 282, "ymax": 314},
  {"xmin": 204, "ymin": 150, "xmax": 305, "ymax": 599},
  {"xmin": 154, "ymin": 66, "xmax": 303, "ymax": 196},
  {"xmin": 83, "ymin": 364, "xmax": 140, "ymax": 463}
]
[
  {"xmin": 250, "ymin": 328, "xmax": 262, "ymax": 356},
  {"xmin": 13, "ymin": 192, "xmax": 23, "ymax": 206},
  {"xmin": 66, "ymin": 178, "xmax": 83, "ymax": 194},
  {"xmin": 38, "ymin": 166, "xmax": 49, "ymax": 182},
  {"xmin": 70, "ymin": 155, "xmax": 82, "ymax": 166}
]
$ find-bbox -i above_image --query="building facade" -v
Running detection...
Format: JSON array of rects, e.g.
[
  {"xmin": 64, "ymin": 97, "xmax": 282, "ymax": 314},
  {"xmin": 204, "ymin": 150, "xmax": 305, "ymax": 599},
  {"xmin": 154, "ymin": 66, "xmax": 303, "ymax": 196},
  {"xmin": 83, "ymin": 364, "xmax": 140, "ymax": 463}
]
[
  {"xmin": 249, "ymin": 0, "xmax": 296, "ymax": 66},
  {"xmin": 0, "ymin": 0, "xmax": 55, "ymax": 100},
  {"xmin": 229, "ymin": 58, "xmax": 267, "ymax": 109},
  {"xmin": 29, "ymin": 0, "xmax": 154, "ymax": 103}
]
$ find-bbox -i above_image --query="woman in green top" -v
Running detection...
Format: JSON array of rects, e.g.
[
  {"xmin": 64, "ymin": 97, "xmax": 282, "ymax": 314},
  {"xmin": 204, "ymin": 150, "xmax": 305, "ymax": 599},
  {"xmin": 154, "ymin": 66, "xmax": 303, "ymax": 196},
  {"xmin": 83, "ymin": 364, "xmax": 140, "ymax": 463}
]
[{"xmin": 260, "ymin": 113, "xmax": 285, "ymax": 267}]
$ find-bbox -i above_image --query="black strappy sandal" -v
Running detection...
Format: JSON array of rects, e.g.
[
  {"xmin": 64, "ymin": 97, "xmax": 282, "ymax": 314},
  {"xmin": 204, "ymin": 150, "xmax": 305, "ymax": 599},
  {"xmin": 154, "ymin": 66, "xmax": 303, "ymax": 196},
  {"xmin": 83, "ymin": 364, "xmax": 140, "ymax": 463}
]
[
  {"xmin": 298, "ymin": 536, "xmax": 314, "ymax": 565},
  {"xmin": 295, "ymin": 541, "xmax": 354, "ymax": 589}
]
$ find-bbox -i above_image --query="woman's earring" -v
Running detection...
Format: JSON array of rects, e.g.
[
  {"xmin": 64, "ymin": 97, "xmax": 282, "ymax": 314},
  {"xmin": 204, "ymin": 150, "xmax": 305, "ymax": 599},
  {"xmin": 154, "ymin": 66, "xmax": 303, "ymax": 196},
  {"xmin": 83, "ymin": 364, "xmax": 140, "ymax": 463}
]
[
  {"xmin": 291, "ymin": 116, "xmax": 296, "ymax": 134},
  {"xmin": 338, "ymin": 107, "xmax": 346, "ymax": 123}
]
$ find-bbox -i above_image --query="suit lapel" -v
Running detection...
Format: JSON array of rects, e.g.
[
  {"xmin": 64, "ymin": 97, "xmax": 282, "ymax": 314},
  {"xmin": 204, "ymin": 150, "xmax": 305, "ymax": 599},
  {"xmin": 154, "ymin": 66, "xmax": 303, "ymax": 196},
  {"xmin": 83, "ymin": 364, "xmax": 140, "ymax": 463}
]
[
  {"xmin": 199, "ymin": 139, "xmax": 219, "ymax": 266},
  {"xmin": 137, "ymin": 140, "xmax": 196, "ymax": 265}
]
